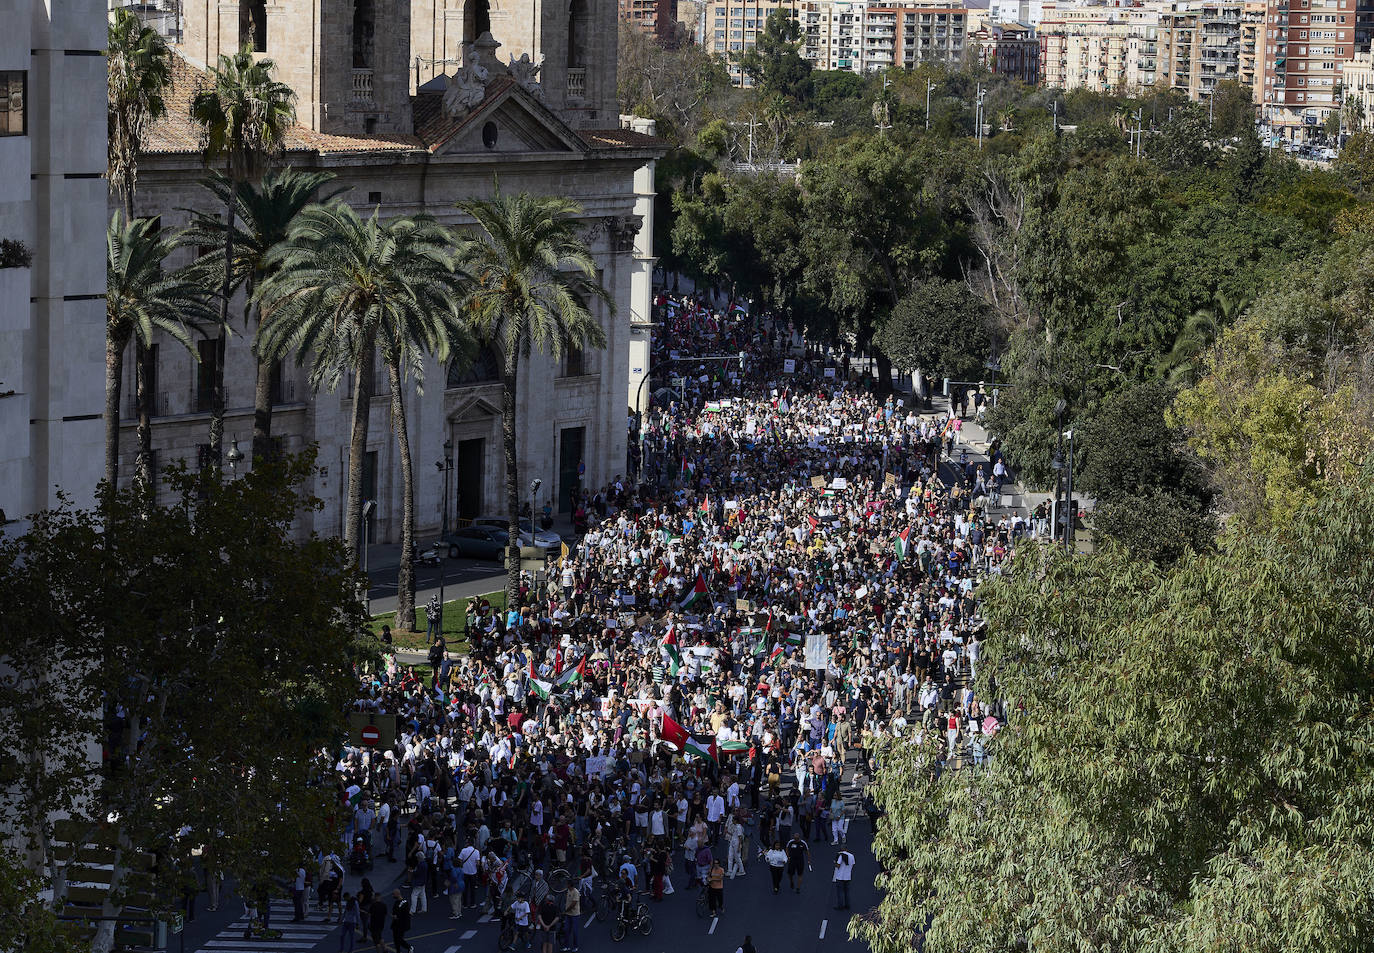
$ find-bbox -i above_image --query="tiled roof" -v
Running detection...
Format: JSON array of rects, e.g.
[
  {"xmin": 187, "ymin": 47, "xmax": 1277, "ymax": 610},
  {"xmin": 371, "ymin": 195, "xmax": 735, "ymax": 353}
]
[
  {"xmin": 142, "ymin": 53, "xmax": 421, "ymax": 157},
  {"xmin": 578, "ymin": 128, "xmax": 669, "ymax": 150},
  {"xmin": 411, "ymin": 76, "xmax": 519, "ymax": 152}
]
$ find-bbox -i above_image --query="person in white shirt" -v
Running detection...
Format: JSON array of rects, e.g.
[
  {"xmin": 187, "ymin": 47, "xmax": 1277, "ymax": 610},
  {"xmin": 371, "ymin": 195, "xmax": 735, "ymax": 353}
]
[
  {"xmin": 706, "ymin": 791, "xmax": 726, "ymax": 844},
  {"xmin": 833, "ymin": 849, "xmax": 855, "ymax": 910}
]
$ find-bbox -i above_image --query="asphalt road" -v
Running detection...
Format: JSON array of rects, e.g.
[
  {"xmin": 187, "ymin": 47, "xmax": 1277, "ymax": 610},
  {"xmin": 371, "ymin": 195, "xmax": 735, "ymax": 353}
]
[
  {"xmin": 366, "ymin": 556, "xmax": 507, "ymax": 615},
  {"xmin": 173, "ymin": 823, "xmax": 879, "ymax": 953}
]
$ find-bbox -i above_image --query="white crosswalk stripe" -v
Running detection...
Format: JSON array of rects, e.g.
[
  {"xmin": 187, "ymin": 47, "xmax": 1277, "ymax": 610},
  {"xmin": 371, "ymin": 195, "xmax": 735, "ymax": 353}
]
[{"xmin": 190, "ymin": 899, "xmax": 336, "ymax": 953}]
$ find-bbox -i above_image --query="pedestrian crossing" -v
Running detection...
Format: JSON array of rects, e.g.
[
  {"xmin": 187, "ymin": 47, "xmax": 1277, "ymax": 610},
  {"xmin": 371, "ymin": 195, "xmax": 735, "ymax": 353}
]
[{"xmin": 196, "ymin": 900, "xmax": 336, "ymax": 953}]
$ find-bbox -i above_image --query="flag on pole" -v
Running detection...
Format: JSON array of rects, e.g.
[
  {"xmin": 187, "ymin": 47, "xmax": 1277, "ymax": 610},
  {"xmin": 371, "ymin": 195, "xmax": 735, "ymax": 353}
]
[
  {"xmin": 893, "ymin": 525, "xmax": 912, "ymax": 562},
  {"xmin": 553, "ymin": 657, "xmax": 586, "ymax": 688},
  {"xmin": 685, "ymin": 734, "xmax": 719, "ymax": 762},
  {"xmin": 785, "ymin": 630, "xmax": 803, "ymax": 647},
  {"xmin": 680, "ymin": 573, "xmax": 708, "ymax": 610},
  {"xmin": 768, "ymin": 645, "xmax": 785, "ymax": 666},
  {"xmin": 662, "ymin": 626, "xmax": 683, "ymax": 676},
  {"xmin": 527, "ymin": 661, "xmax": 552, "ymax": 701},
  {"xmin": 659, "ymin": 714, "xmax": 689, "ymax": 751},
  {"xmin": 700, "ymin": 496, "xmax": 710, "ymax": 515}
]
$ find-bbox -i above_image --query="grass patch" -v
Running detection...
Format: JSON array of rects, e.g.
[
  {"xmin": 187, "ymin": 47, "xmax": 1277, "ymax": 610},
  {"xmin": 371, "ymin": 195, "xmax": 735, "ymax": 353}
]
[{"xmin": 368, "ymin": 592, "xmax": 506, "ymax": 653}]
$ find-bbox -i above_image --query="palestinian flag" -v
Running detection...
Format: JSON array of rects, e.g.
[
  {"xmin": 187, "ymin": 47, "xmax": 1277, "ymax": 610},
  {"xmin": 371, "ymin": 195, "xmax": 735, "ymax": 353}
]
[
  {"xmin": 477, "ymin": 672, "xmax": 496, "ymax": 691},
  {"xmin": 768, "ymin": 645, "xmax": 785, "ymax": 666},
  {"xmin": 807, "ymin": 515, "xmax": 819, "ymax": 532},
  {"xmin": 662, "ymin": 626, "xmax": 683, "ymax": 676},
  {"xmin": 527, "ymin": 661, "xmax": 553, "ymax": 701},
  {"xmin": 553, "ymin": 657, "xmax": 585, "ymax": 688},
  {"xmin": 660, "ymin": 714, "xmax": 689, "ymax": 751},
  {"xmin": 700, "ymin": 496, "xmax": 710, "ymax": 515},
  {"xmin": 681, "ymin": 455, "xmax": 693, "ymax": 476},
  {"xmin": 685, "ymin": 734, "xmax": 718, "ymax": 762},
  {"xmin": 704, "ymin": 401, "xmax": 722, "ymax": 413},
  {"xmin": 717, "ymin": 739, "xmax": 751, "ymax": 757},
  {"xmin": 661, "ymin": 528, "xmax": 682, "ymax": 545},
  {"xmin": 785, "ymin": 630, "xmax": 803, "ymax": 647},
  {"xmin": 680, "ymin": 573, "xmax": 708, "ymax": 610},
  {"xmin": 893, "ymin": 526, "xmax": 912, "ymax": 562}
]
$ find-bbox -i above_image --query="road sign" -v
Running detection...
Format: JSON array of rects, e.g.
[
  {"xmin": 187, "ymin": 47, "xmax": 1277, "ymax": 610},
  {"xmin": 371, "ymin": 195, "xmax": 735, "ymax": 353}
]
[
  {"xmin": 171, "ymin": 913, "xmax": 184, "ymax": 934},
  {"xmin": 349, "ymin": 712, "xmax": 396, "ymax": 749}
]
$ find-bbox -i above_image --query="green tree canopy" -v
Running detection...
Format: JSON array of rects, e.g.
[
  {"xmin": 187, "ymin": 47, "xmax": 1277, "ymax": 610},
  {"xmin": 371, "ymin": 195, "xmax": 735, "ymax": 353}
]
[
  {"xmin": 0, "ymin": 456, "xmax": 369, "ymax": 953},
  {"xmin": 876, "ymin": 277, "xmax": 990, "ymax": 380},
  {"xmin": 857, "ymin": 465, "xmax": 1374, "ymax": 953},
  {"xmin": 737, "ymin": 9, "xmax": 812, "ymax": 102}
]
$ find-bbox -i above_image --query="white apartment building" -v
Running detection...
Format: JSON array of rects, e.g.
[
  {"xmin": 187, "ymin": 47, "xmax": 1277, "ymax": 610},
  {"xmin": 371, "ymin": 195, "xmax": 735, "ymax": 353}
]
[{"xmin": 1, "ymin": 0, "xmax": 108, "ymax": 530}]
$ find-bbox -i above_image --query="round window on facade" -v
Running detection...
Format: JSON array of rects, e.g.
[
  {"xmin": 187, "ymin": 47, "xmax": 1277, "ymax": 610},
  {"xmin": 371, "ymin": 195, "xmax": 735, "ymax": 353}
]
[{"xmin": 482, "ymin": 121, "xmax": 499, "ymax": 149}]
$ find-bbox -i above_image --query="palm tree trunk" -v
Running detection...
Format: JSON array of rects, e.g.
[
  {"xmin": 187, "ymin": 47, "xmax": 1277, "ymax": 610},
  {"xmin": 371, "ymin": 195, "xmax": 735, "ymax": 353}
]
[
  {"xmin": 105, "ymin": 331, "xmax": 128, "ymax": 494},
  {"xmin": 388, "ymin": 359, "xmax": 417, "ymax": 633},
  {"xmin": 209, "ymin": 189, "xmax": 236, "ymax": 463},
  {"xmin": 502, "ymin": 354, "xmax": 521, "ymax": 609},
  {"xmin": 249, "ymin": 280, "xmax": 275, "ymax": 464},
  {"xmin": 344, "ymin": 339, "xmax": 375, "ymax": 562},
  {"xmin": 134, "ymin": 339, "xmax": 154, "ymax": 490}
]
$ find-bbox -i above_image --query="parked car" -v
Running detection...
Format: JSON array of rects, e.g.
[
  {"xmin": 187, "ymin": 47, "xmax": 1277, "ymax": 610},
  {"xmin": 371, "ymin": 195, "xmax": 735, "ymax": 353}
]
[
  {"xmin": 472, "ymin": 516, "xmax": 563, "ymax": 553},
  {"xmin": 441, "ymin": 525, "xmax": 508, "ymax": 561}
]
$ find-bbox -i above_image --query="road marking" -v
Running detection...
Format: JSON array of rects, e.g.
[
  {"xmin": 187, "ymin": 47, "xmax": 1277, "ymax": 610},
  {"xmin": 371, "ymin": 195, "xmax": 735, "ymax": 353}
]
[
  {"xmin": 461, "ymin": 930, "xmax": 478, "ymax": 940},
  {"xmin": 477, "ymin": 914, "xmax": 493, "ymax": 924},
  {"xmin": 819, "ymin": 919, "xmax": 828, "ymax": 939},
  {"xmin": 584, "ymin": 914, "xmax": 597, "ymax": 928},
  {"xmin": 443, "ymin": 945, "xmax": 462, "ymax": 953},
  {"xmin": 709, "ymin": 917, "xmax": 718, "ymax": 935},
  {"xmin": 204, "ymin": 943, "xmax": 320, "ymax": 950}
]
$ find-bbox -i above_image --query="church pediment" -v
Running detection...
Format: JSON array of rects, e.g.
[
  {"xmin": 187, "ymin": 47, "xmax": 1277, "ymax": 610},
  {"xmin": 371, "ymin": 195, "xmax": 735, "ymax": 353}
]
[
  {"xmin": 430, "ymin": 81, "xmax": 588, "ymax": 156},
  {"xmin": 412, "ymin": 34, "xmax": 590, "ymax": 158},
  {"xmin": 447, "ymin": 392, "xmax": 503, "ymax": 424}
]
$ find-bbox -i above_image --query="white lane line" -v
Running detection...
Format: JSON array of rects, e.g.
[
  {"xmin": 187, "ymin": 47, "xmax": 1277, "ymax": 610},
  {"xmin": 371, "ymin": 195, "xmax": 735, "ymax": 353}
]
[
  {"xmin": 443, "ymin": 945, "xmax": 462, "ymax": 953},
  {"xmin": 477, "ymin": 914, "xmax": 492, "ymax": 924},
  {"xmin": 225, "ymin": 924, "xmax": 329, "ymax": 933},
  {"xmin": 462, "ymin": 930, "xmax": 478, "ymax": 939},
  {"xmin": 709, "ymin": 917, "xmax": 719, "ymax": 935},
  {"xmin": 203, "ymin": 943, "xmax": 321, "ymax": 950},
  {"xmin": 584, "ymin": 914, "xmax": 596, "ymax": 928},
  {"xmin": 819, "ymin": 919, "xmax": 828, "ymax": 939}
]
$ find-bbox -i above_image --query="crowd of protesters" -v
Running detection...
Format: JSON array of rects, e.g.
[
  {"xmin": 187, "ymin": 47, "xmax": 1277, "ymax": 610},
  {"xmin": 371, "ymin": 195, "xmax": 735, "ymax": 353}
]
[{"xmin": 300, "ymin": 294, "xmax": 1018, "ymax": 949}]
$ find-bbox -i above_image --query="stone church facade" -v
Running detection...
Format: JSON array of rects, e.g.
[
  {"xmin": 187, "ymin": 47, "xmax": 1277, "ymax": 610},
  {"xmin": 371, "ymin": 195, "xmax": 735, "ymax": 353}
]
[{"xmin": 121, "ymin": 0, "xmax": 663, "ymax": 544}]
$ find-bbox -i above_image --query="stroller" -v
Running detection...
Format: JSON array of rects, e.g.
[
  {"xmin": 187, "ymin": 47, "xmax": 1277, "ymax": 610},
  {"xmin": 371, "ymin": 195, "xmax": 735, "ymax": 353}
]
[{"xmin": 349, "ymin": 834, "xmax": 373, "ymax": 873}]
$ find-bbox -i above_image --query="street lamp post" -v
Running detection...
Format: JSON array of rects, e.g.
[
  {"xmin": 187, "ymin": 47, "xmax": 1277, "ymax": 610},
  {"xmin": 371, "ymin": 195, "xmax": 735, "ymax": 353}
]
[
  {"xmin": 528, "ymin": 479, "xmax": 542, "ymax": 552},
  {"xmin": 435, "ymin": 439, "xmax": 453, "ymax": 634},
  {"xmin": 1052, "ymin": 399, "xmax": 1066, "ymax": 546},
  {"xmin": 435, "ymin": 438, "xmax": 453, "ymax": 536},
  {"xmin": 1064, "ymin": 428, "xmax": 1076, "ymax": 552},
  {"xmin": 225, "ymin": 436, "xmax": 244, "ymax": 479},
  {"xmin": 361, "ymin": 499, "xmax": 375, "ymax": 617}
]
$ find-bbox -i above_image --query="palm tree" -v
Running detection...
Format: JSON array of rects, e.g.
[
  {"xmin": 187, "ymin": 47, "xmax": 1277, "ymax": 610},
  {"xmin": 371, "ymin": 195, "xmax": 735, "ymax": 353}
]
[
  {"xmin": 454, "ymin": 190, "xmax": 611, "ymax": 606},
  {"xmin": 105, "ymin": 8, "xmax": 173, "ymax": 488},
  {"xmin": 190, "ymin": 50, "xmax": 296, "ymax": 466},
  {"xmin": 256, "ymin": 203, "xmax": 472, "ymax": 628},
  {"xmin": 184, "ymin": 169, "xmax": 344, "ymax": 463},
  {"xmin": 1156, "ymin": 292, "xmax": 1249, "ymax": 388},
  {"xmin": 106, "ymin": 213, "xmax": 216, "ymax": 490}
]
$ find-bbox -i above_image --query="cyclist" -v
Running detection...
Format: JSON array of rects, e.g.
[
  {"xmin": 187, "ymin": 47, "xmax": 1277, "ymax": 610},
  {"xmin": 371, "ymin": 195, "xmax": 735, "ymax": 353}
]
[{"xmin": 509, "ymin": 891, "xmax": 532, "ymax": 950}]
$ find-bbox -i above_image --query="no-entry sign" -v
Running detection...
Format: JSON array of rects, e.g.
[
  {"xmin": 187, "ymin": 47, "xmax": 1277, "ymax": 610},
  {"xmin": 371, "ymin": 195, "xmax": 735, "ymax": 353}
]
[{"xmin": 349, "ymin": 712, "xmax": 396, "ymax": 749}]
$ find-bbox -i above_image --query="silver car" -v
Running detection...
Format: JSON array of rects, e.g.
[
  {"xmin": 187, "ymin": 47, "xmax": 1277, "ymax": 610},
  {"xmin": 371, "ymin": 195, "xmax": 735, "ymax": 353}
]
[{"xmin": 472, "ymin": 516, "xmax": 562, "ymax": 553}]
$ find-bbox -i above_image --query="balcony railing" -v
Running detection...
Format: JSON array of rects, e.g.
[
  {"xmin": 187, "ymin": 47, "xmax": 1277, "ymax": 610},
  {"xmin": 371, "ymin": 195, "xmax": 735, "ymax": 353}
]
[
  {"xmin": 351, "ymin": 68, "xmax": 374, "ymax": 103},
  {"xmin": 567, "ymin": 67, "xmax": 586, "ymax": 100}
]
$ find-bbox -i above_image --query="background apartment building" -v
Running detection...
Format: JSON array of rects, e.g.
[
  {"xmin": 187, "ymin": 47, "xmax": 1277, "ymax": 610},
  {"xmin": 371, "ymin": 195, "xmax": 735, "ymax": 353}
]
[
  {"xmin": 1258, "ymin": 0, "xmax": 1374, "ymax": 139},
  {"xmin": 1341, "ymin": 48, "xmax": 1374, "ymax": 128},
  {"xmin": 621, "ymin": 0, "xmax": 681, "ymax": 38},
  {"xmin": 706, "ymin": 0, "xmax": 967, "ymax": 80}
]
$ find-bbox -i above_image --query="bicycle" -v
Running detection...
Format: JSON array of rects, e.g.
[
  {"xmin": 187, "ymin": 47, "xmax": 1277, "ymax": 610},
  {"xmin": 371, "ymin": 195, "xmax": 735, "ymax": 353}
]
[
  {"xmin": 695, "ymin": 885, "xmax": 711, "ymax": 919},
  {"xmin": 608, "ymin": 895, "xmax": 653, "ymax": 942}
]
